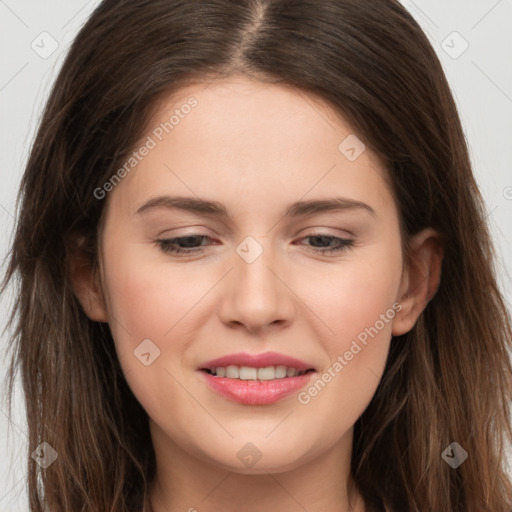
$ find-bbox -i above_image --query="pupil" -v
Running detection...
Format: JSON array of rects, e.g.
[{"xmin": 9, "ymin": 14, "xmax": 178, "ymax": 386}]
[
  {"xmin": 181, "ymin": 236, "xmax": 201, "ymax": 247},
  {"xmin": 313, "ymin": 235, "xmax": 329, "ymax": 247}
]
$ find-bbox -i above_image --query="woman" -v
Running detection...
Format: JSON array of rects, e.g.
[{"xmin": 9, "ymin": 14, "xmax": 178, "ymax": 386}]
[{"xmin": 3, "ymin": 0, "xmax": 512, "ymax": 510}]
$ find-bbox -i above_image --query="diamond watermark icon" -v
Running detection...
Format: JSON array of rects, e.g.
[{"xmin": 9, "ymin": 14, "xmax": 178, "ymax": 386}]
[
  {"xmin": 338, "ymin": 134, "xmax": 366, "ymax": 161},
  {"xmin": 237, "ymin": 442, "xmax": 263, "ymax": 468},
  {"xmin": 31, "ymin": 441, "xmax": 58, "ymax": 469},
  {"xmin": 134, "ymin": 338, "xmax": 161, "ymax": 366},
  {"xmin": 441, "ymin": 441, "xmax": 468, "ymax": 468},
  {"xmin": 236, "ymin": 236, "xmax": 264, "ymax": 264},
  {"xmin": 441, "ymin": 32, "xmax": 469, "ymax": 60},
  {"xmin": 31, "ymin": 31, "xmax": 59, "ymax": 59}
]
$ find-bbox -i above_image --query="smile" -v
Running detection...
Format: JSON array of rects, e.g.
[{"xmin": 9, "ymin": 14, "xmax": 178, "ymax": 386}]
[{"xmin": 197, "ymin": 351, "xmax": 317, "ymax": 405}]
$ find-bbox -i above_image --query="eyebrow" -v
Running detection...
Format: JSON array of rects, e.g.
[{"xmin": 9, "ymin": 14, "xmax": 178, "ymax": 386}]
[{"xmin": 136, "ymin": 195, "xmax": 377, "ymax": 219}]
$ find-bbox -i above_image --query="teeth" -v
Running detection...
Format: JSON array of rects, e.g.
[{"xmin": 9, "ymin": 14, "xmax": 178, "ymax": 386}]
[
  {"xmin": 286, "ymin": 367, "xmax": 296, "ymax": 377},
  {"xmin": 276, "ymin": 365, "xmax": 288, "ymax": 378},
  {"xmin": 226, "ymin": 365, "xmax": 239, "ymax": 378},
  {"xmin": 239, "ymin": 367, "xmax": 258, "ymax": 380},
  {"xmin": 208, "ymin": 365, "xmax": 308, "ymax": 380},
  {"xmin": 258, "ymin": 366, "xmax": 276, "ymax": 380}
]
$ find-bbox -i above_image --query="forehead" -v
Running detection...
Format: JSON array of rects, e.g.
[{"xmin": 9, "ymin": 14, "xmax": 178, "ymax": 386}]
[{"xmin": 105, "ymin": 75, "xmax": 394, "ymax": 222}]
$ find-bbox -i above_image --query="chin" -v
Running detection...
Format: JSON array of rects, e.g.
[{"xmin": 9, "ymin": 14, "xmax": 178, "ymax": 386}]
[{"xmin": 198, "ymin": 442, "xmax": 314, "ymax": 475}]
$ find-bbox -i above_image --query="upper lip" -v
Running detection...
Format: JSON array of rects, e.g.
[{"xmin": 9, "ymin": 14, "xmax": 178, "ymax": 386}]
[{"xmin": 199, "ymin": 351, "xmax": 316, "ymax": 372}]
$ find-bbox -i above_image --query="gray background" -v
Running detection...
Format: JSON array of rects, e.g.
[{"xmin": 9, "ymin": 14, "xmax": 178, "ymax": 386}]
[{"xmin": 1, "ymin": 1, "xmax": 511, "ymax": 510}]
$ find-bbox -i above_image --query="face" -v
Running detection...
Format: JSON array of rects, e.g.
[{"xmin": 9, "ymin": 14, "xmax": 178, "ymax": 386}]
[{"xmin": 82, "ymin": 75, "xmax": 427, "ymax": 474}]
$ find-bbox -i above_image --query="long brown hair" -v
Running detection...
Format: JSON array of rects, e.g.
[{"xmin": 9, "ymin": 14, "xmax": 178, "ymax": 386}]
[{"xmin": 2, "ymin": 0, "xmax": 512, "ymax": 510}]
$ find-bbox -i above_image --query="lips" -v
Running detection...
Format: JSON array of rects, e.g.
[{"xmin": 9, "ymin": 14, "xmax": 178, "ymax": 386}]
[{"xmin": 197, "ymin": 351, "xmax": 317, "ymax": 405}]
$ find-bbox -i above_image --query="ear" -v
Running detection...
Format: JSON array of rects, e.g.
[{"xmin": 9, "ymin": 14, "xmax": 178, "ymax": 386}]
[
  {"xmin": 392, "ymin": 227, "xmax": 444, "ymax": 336},
  {"xmin": 68, "ymin": 237, "xmax": 109, "ymax": 323}
]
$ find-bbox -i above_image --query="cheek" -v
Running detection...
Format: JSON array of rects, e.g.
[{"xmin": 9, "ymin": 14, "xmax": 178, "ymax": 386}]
[
  {"xmin": 300, "ymin": 242, "xmax": 402, "ymax": 345},
  {"xmin": 294, "ymin": 243, "xmax": 401, "ymax": 418},
  {"xmin": 100, "ymin": 247, "xmax": 201, "ymax": 419},
  {"xmin": 98, "ymin": 243, "xmax": 190, "ymax": 392},
  {"xmin": 101, "ymin": 240, "xmax": 206, "ymax": 339}
]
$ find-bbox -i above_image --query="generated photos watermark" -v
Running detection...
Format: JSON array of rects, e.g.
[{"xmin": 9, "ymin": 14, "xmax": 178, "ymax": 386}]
[
  {"xmin": 298, "ymin": 301, "xmax": 403, "ymax": 405},
  {"xmin": 94, "ymin": 97, "xmax": 198, "ymax": 200}
]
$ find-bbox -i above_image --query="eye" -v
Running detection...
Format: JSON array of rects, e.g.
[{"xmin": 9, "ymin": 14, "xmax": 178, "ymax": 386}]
[
  {"xmin": 296, "ymin": 233, "xmax": 355, "ymax": 255},
  {"xmin": 156, "ymin": 235, "xmax": 211, "ymax": 255},
  {"xmin": 155, "ymin": 233, "xmax": 355, "ymax": 256}
]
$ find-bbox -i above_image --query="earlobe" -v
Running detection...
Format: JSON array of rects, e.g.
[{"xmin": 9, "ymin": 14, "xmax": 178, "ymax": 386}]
[
  {"xmin": 68, "ymin": 243, "xmax": 109, "ymax": 323},
  {"xmin": 392, "ymin": 228, "xmax": 444, "ymax": 336}
]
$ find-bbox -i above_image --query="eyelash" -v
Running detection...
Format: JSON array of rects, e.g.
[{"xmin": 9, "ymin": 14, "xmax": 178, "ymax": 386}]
[{"xmin": 155, "ymin": 233, "xmax": 355, "ymax": 256}]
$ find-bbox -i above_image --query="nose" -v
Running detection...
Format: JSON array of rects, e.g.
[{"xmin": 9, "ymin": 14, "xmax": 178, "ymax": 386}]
[{"xmin": 216, "ymin": 244, "xmax": 296, "ymax": 335}]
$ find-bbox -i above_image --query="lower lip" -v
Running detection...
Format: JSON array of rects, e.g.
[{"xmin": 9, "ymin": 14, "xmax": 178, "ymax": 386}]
[{"xmin": 199, "ymin": 371, "xmax": 315, "ymax": 405}]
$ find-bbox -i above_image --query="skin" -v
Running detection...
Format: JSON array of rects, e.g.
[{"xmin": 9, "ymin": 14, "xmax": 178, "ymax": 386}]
[{"xmin": 72, "ymin": 75, "xmax": 444, "ymax": 512}]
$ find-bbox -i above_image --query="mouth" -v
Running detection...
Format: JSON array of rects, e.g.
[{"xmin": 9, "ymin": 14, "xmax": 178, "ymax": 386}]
[{"xmin": 197, "ymin": 352, "xmax": 317, "ymax": 405}]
